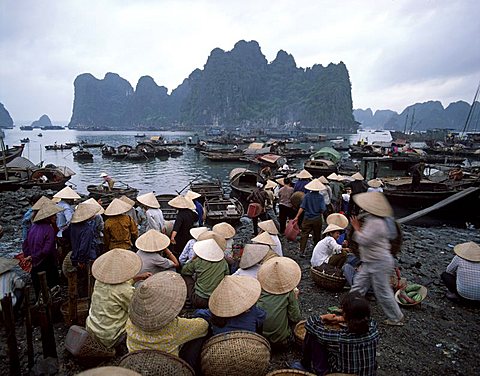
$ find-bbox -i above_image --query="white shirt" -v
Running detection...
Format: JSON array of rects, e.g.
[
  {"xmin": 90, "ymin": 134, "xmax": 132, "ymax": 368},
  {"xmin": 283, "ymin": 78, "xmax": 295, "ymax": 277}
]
[
  {"xmin": 146, "ymin": 208, "xmax": 165, "ymax": 232},
  {"xmin": 320, "ymin": 187, "xmax": 332, "ymax": 205},
  {"xmin": 233, "ymin": 264, "xmax": 260, "ymax": 279},
  {"xmin": 271, "ymin": 234, "xmax": 283, "ymax": 256},
  {"xmin": 56, "ymin": 200, "xmax": 74, "ymax": 237},
  {"xmin": 367, "ymin": 187, "xmax": 383, "ymax": 193},
  {"xmin": 310, "ymin": 236, "xmax": 342, "ymax": 267}
]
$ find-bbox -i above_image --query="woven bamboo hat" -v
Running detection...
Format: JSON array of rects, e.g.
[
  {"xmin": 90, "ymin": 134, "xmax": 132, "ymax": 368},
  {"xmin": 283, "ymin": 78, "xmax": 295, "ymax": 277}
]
[
  {"xmin": 337, "ymin": 174, "xmax": 354, "ymax": 182},
  {"xmin": 185, "ymin": 190, "xmax": 201, "ymax": 200},
  {"xmin": 77, "ymin": 366, "xmax": 141, "ymax": 376},
  {"xmin": 33, "ymin": 202, "xmax": 64, "ymax": 222},
  {"xmin": 276, "ymin": 177, "xmax": 285, "ymax": 186},
  {"xmin": 209, "ymin": 276, "xmax": 262, "ymax": 318},
  {"xmin": 251, "ymin": 231, "xmax": 276, "ymax": 246},
  {"xmin": 454, "ymin": 242, "xmax": 480, "ymax": 262},
  {"xmin": 71, "ymin": 203, "xmax": 100, "ymax": 223},
  {"xmin": 351, "ymin": 172, "xmax": 364, "ymax": 181},
  {"xmin": 32, "ymin": 196, "xmax": 52, "ymax": 211},
  {"xmin": 129, "ymin": 271, "xmax": 187, "ymax": 331},
  {"xmin": 326, "ymin": 213, "xmax": 349, "ymax": 229},
  {"xmin": 197, "ymin": 231, "xmax": 227, "ymax": 251},
  {"xmin": 119, "ymin": 195, "xmax": 135, "ymax": 206},
  {"xmin": 265, "ymin": 180, "xmax": 278, "ymax": 190},
  {"xmin": 296, "ymin": 169, "xmax": 313, "ymax": 179},
  {"xmin": 353, "ymin": 191, "xmax": 393, "ymax": 217},
  {"xmin": 0, "ymin": 257, "xmax": 18, "ymax": 275},
  {"xmin": 318, "ymin": 176, "xmax": 329, "ymax": 184},
  {"xmin": 190, "ymin": 226, "xmax": 208, "ymax": 240},
  {"xmin": 239, "ymin": 244, "xmax": 270, "ymax": 269},
  {"xmin": 327, "ymin": 172, "xmax": 339, "ymax": 181},
  {"xmin": 212, "ymin": 222, "xmax": 236, "ymax": 239},
  {"xmin": 168, "ymin": 195, "xmax": 196, "ymax": 210},
  {"xmin": 104, "ymin": 198, "xmax": 132, "ymax": 216},
  {"xmin": 92, "ymin": 248, "xmax": 142, "ymax": 284},
  {"xmin": 258, "ymin": 219, "xmax": 279, "ymax": 235},
  {"xmin": 135, "ymin": 229, "xmax": 170, "ymax": 252},
  {"xmin": 137, "ymin": 192, "xmax": 160, "ymax": 209},
  {"xmin": 83, "ymin": 198, "xmax": 105, "ymax": 215},
  {"xmin": 193, "ymin": 239, "xmax": 225, "ymax": 262},
  {"xmin": 53, "ymin": 186, "xmax": 81, "ymax": 200},
  {"xmin": 323, "ymin": 223, "xmax": 344, "ymax": 235},
  {"xmin": 257, "ymin": 257, "xmax": 301, "ymax": 295},
  {"xmin": 367, "ymin": 178, "xmax": 383, "ymax": 188},
  {"xmin": 262, "ymin": 249, "xmax": 278, "ymax": 263},
  {"xmin": 304, "ymin": 179, "xmax": 326, "ymax": 192}
]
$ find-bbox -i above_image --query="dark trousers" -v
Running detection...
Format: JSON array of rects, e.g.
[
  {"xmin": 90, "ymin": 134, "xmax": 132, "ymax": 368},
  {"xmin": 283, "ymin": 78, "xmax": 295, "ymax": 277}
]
[
  {"xmin": 301, "ymin": 332, "xmax": 329, "ymax": 375},
  {"xmin": 252, "ymin": 213, "xmax": 267, "ymax": 236},
  {"xmin": 328, "ymin": 251, "xmax": 347, "ymax": 268},
  {"xmin": 179, "ymin": 336, "xmax": 206, "ymax": 375},
  {"xmin": 31, "ymin": 255, "xmax": 59, "ymax": 298},
  {"xmin": 299, "ymin": 216, "xmax": 323, "ymax": 254},
  {"xmin": 441, "ymin": 271, "xmax": 458, "ymax": 294},
  {"xmin": 279, "ymin": 205, "xmax": 297, "ymax": 234},
  {"xmin": 182, "ymin": 275, "xmax": 209, "ymax": 309}
]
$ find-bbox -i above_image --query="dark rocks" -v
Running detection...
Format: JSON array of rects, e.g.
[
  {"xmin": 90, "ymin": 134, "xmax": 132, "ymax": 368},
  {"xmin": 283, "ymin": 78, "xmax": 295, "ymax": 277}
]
[{"xmin": 0, "ymin": 102, "xmax": 14, "ymax": 128}]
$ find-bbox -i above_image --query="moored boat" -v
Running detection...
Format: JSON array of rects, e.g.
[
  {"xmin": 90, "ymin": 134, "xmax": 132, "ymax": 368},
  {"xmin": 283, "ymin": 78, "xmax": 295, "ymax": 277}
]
[
  {"xmin": 87, "ymin": 184, "xmax": 139, "ymax": 208},
  {"xmin": 205, "ymin": 197, "xmax": 244, "ymax": 226},
  {"xmin": 155, "ymin": 194, "xmax": 177, "ymax": 220},
  {"xmin": 73, "ymin": 149, "xmax": 93, "ymax": 161},
  {"xmin": 0, "ymin": 144, "xmax": 24, "ymax": 165},
  {"xmin": 229, "ymin": 168, "xmax": 266, "ymax": 205},
  {"xmin": 45, "ymin": 144, "xmax": 74, "ymax": 150},
  {"xmin": 190, "ymin": 180, "xmax": 224, "ymax": 201}
]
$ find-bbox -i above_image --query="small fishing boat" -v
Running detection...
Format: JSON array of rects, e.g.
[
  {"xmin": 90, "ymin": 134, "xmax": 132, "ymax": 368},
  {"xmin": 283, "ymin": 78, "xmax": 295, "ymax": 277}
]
[
  {"xmin": 205, "ymin": 197, "xmax": 244, "ymax": 226},
  {"xmin": 79, "ymin": 141, "xmax": 105, "ymax": 148},
  {"xmin": 201, "ymin": 149, "xmax": 243, "ymax": 161},
  {"xmin": 0, "ymin": 144, "xmax": 24, "ymax": 165},
  {"xmin": 229, "ymin": 168, "xmax": 266, "ymax": 206},
  {"xmin": 37, "ymin": 133, "xmax": 43, "ymax": 137},
  {"xmin": 126, "ymin": 150, "xmax": 149, "ymax": 161},
  {"xmin": 155, "ymin": 193, "xmax": 177, "ymax": 220},
  {"xmin": 110, "ymin": 145, "xmax": 133, "ymax": 160},
  {"xmin": 19, "ymin": 126, "xmax": 33, "ymax": 131},
  {"xmin": 45, "ymin": 144, "xmax": 74, "ymax": 150},
  {"xmin": 87, "ymin": 184, "xmax": 139, "ymax": 208},
  {"xmin": 135, "ymin": 143, "xmax": 156, "ymax": 158},
  {"xmin": 190, "ymin": 180, "xmax": 224, "ymax": 201},
  {"xmin": 134, "ymin": 133, "xmax": 146, "ymax": 138},
  {"xmin": 304, "ymin": 159, "xmax": 338, "ymax": 177},
  {"xmin": 167, "ymin": 147, "xmax": 183, "ymax": 157},
  {"xmin": 20, "ymin": 138, "xmax": 30, "ymax": 143},
  {"xmin": 73, "ymin": 149, "xmax": 93, "ymax": 161}
]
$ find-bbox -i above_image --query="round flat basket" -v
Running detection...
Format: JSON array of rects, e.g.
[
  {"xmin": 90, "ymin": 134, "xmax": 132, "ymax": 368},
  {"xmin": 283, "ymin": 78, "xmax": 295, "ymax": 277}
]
[
  {"xmin": 293, "ymin": 320, "xmax": 306, "ymax": 348},
  {"xmin": 119, "ymin": 350, "xmax": 195, "ymax": 376},
  {"xmin": 201, "ymin": 331, "xmax": 271, "ymax": 376},
  {"xmin": 394, "ymin": 286, "xmax": 428, "ymax": 307},
  {"xmin": 310, "ymin": 267, "xmax": 346, "ymax": 292},
  {"xmin": 266, "ymin": 369, "xmax": 317, "ymax": 376}
]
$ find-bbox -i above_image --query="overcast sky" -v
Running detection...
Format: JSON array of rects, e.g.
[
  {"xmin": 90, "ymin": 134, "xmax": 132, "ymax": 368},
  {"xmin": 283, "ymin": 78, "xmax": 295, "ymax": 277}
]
[{"xmin": 1, "ymin": 0, "xmax": 479, "ymax": 121}]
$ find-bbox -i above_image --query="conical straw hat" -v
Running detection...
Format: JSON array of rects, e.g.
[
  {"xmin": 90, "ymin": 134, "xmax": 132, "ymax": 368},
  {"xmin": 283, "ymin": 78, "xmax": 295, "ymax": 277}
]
[
  {"xmin": 262, "ymin": 249, "xmax": 278, "ymax": 263},
  {"xmin": 251, "ymin": 231, "xmax": 276, "ymax": 246},
  {"xmin": 257, "ymin": 257, "xmax": 301, "ymax": 295},
  {"xmin": 367, "ymin": 178, "xmax": 383, "ymax": 188},
  {"xmin": 193, "ymin": 239, "xmax": 225, "ymax": 262},
  {"xmin": 104, "ymin": 198, "xmax": 132, "ymax": 216},
  {"xmin": 137, "ymin": 192, "xmax": 160, "ymax": 208},
  {"xmin": 326, "ymin": 213, "xmax": 349, "ymax": 229},
  {"xmin": 322, "ymin": 223, "xmax": 344, "ymax": 235},
  {"xmin": 190, "ymin": 226, "xmax": 208, "ymax": 240},
  {"xmin": 318, "ymin": 176, "xmax": 329, "ymax": 184},
  {"xmin": 209, "ymin": 276, "xmax": 262, "ymax": 318},
  {"xmin": 32, "ymin": 196, "xmax": 52, "ymax": 211},
  {"xmin": 265, "ymin": 180, "xmax": 278, "ymax": 190},
  {"xmin": 351, "ymin": 172, "xmax": 364, "ymax": 181},
  {"xmin": 454, "ymin": 242, "xmax": 480, "ymax": 262},
  {"xmin": 33, "ymin": 202, "xmax": 64, "ymax": 222},
  {"xmin": 129, "ymin": 271, "xmax": 187, "ymax": 331},
  {"xmin": 258, "ymin": 219, "xmax": 279, "ymax": 235},
  {"xmin": 296, "ymin": 169, "xmax": 313, "ymax": 179},
  {"xmin": 83, "ymin": 198, "xmax": 105, "ymax": 215},
  {"xmin": 353, "ymin": 192, "xmax": 393, "ymax": 217},
  {"xmin": 168, "ymin": 195, "xmax": 196, "ymax": 210},
  {"xmin": 197, "ymin": 231, "xmax": 227, "ymax": 251},
  {"xmin": 212, "ymin": 222, "xmax": 236, "ymax": 239},
  {"xmin": 327, "ymin": 172, "xmax": 339, "ymax": 181},
  {"xmin": 71, "ymin": 203, "xmax": 100, "ymax": 223},
  {"xmin": 276, "ymin": 178, "xmax": 285, "ymax": 186},
  {"xmin": 239, "ymin": 243, "xmax": 270, "ymax": 269},
  {"xmin": 0, "ymin": 257, "xmax": 18, "ymax": 275},
  {"xmin": 304, "ymin": 179, "xmax": 326, "ymax": 192},
  {"xmin": 185, "ymin": 190, "xmax": 201, "ymax": 200},
  {"xmin": 119, "ymin": 195, "xmax": 135, "ymax": 206},
  {"xmin": 337, "ymin": 174, "xmax": 354, "ymax": 182},
  {"xmin": 77, "ymin": 366, "xmax": 141, "ymax": 376},
  {"xmin": 135, "ymin": 229, "xmax": 170, "ymax": 252},
  {"xmin": 53, "ymin": 186, "xmax": 81, "ymax": 200},
  {"xmin": 92, "ymin": 248, "xmax": 142, "ymax": 284}
]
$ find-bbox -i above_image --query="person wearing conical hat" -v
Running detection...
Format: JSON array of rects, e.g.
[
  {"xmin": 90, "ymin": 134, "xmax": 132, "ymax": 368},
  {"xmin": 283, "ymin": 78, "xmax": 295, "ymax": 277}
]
[
  {"xmin": 264, "ymin": 180, "xmax": 280, "ymax": 231},
  {"xmin": 0, "ymin": 257, "xmax": 26, "ymax": 313},
  {"xmin": 311, "ymin": 224, "xmax": 348, "ymax": 268},
  {"xmin": 100, "ymin": 172, "xmax": 115, "ymax": 191},
  {"xmin": 83, "ymin": 198, "xmax": 105, "ymax": 256},
  {"xmin": 277, "ymin": 177, "xmax": 296, "ymax": 234},
  {"xmin": 104, "ymin": 198, "xmax": 138, "ymax": 251},
  {"xmin": 86, "ymin": 248, "xmax": 150, "ymax": 349},
  {"xmin": 53, "ymin": 186, "xmax": 80, "ymax": 238},
  {"xmin": 367, "ymin": 178, "xmax": 383, "ymax": 193},
  {"xmin": 179, "ymin": 227, "xmax": 208, "ymax": 266},
  {"xmin": 327, "ymin": 173, "xmax": 343, "ymax": 212},
  {"xmin": 22, "ymin": 201, "xmax": 64, "ymax": 298},
  {"xmin": 212, "ymin": 222, "xmax": 236, "ymax": 268},
  {"xmin": 294, "ymin": 169, "xmax": 313, "ymax": 193},
  {"xmin": 346, "ymin": 172, "xmax": 368, "ymax": 217},
  {"xmin": 137, "ymin": 192, "xmax": 165, "ymax": 233},
  {"xmin": 233, "ymin": 243, "xmax": 273, "ymax": 279},
  {"xmin": 293, "ymin": 179, "xmax": 327, "ymax": 257},
  {"xmin": 441, "ymin": 242, "xmax": 480, "ymax": 302},
  {"xmin": 21, "ymin": 194, "xmax": 43, "ymax": 241},
  {"xmin": 119, "ymin": 195, "xmax": 139, "ymax": 225},
  {"xmin": 168, "ymin": 195, "xmax": 198, "ymax": 257},
  {"xmin": 181, "ymin": 239, "xmax": 230, "ymax": 308},
  {"xmin": 194, "ymin": 275, "xmax": 266, "ymax": 336},
  {"xmin": 185, "ymin": 190, "xmax": 205, "ymax": 226},
  {"xmin": 350, "ymin": 192, "xmax": 404, "ymax": 326},
  {"xmin": 258, "ymin": 219, "xmax": 282, "ymax": 256},
  {"xmin": 135, "ymin": 229, "xmax": 179, "ymax": 277},
  {"xmin": 257, "ymin": 257, "xmax": 302, "ymax": 348},
  {"xmin": 247, "ymin": 182, "xmax": 270, "ymax": 236}
]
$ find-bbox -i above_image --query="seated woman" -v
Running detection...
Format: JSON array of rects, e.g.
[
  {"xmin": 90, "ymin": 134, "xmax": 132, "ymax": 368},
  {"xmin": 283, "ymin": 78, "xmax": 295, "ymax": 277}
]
[
  {"xmin": 290, "ymin": 292, "xmax": 379, "ymax": 375},
  {"xmin": 213, "ymin": 222, "xmax": 237, "ymax": 268},
  {"xmin": 86, "ymin": 249, "xmax": 150, "ymax": 349},
  {"xmin": 194, "ymin": 275, "xmax": 266, "ymax": 335},
  {"xmin": 178, "ymin": 227, "xmax": 208, "ymax": 266},
  {"xmin": 233, "ymin": 243, "xmax": 272, "ymax": 279},
  {"xmin": 311, "ymin": 224, "xmax": 348, "ymax": 268},
  {"xmin": 258, "ymin": 219, "xmax": 282, "ymax": 256},
  {"xmin": 126, "ymin": 271, "xmax": 208, "ymax": 373},
  {"xmin": 441, "ymin": 241, "xmax": 480, "ymax": 303},
  {"xmin": 257, "ymin": 257, "xmax": 302, "ymax": 349}
]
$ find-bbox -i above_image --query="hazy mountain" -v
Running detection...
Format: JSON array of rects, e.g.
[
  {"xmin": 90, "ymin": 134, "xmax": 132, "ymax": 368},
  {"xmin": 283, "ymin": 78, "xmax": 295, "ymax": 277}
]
[
  {"xmin": 31, "ymin": 114, "xmax": 53, "ymax": 128},
  {"xmin": 0, "ymin": 102, "xmax": 14, "ymax": 128}
]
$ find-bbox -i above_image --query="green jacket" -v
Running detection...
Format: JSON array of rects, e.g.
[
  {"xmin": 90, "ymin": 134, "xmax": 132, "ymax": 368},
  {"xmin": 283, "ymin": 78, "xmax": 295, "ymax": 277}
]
[{"xmin": 181, "ymin": 257, "xmax": 229, "ymax": 298}]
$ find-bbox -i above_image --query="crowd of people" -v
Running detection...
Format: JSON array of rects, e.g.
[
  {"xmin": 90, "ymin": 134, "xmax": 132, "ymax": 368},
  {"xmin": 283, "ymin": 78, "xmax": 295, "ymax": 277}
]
[{"xmin": 0, "ymin": 168, "xmax": 478, "ymax": 376}]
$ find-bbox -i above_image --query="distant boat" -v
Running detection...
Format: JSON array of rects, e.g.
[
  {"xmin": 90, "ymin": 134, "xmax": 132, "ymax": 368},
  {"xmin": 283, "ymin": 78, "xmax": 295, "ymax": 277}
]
[
  {"xmin": 45, "ymin": 144, "xmax": 74, "ymax": 150},
  {"xmin": 20, "ymin": 138, "xmax": 30, "ymax": 143},
  {"xmin": 19, "ymin": 126, "xmax": 33, "ymax": 131},
  {"xmin": 73, "ymin": 149, "xmax": 94, "ymax": 161},
  {"xmin": 134, "ymin": 133, "xmax": 146, "ymax": 138},
  {"xmin": 37, "ymin": 133, "xmax": 43, "ymax": 137}
]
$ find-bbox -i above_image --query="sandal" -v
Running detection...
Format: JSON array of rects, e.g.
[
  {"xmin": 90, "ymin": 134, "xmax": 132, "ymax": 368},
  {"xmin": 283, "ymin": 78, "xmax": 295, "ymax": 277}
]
[{"xmin": 384, "ymin": 318, "xmax": 405, "ymax": 326}]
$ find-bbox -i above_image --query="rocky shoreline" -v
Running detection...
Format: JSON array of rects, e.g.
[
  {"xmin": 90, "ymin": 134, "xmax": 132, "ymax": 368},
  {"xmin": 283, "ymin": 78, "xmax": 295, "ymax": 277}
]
[{"xmin": 1, "ymin": 189, "xmax": 479, "ymax": 375}]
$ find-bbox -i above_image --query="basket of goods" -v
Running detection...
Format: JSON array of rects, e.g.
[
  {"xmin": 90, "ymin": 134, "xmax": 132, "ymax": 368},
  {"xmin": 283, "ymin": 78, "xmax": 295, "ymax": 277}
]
[
  {"xmin": 201, "ymin": 331, "xmax": 271, "ymax": 376},
  {"xmin": 395, "ymin": 283, "xmax": 428, "ymax": 306},
  {"xmin": 266, "ymin": 369, "xmax": 317, "ymax": 376},
  {"xmin": 293, "ymin": 320, "xmax": 306, "ymax": 348},
  {"xmin": 310, "ymin": 264, "xmax": 346, "ymax": 292},
  {"xmin": 119, "ymin": 350, "xmax": 195, "ymax": 376}
]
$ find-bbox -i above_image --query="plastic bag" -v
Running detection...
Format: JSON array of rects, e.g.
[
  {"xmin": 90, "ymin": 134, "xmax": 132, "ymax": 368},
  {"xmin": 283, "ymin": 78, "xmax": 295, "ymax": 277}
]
[{"xmin": 285, "ymin": 220, "xmax": 300, "ymax": 241}]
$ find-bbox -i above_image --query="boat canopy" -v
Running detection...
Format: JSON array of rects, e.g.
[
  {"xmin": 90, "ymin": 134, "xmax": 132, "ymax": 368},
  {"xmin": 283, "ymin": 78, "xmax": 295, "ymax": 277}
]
[
  {"xmin": 55, "ymin": 166, "xmax": 76, "ymax": 177},
  {"xmin": 6, "ymin": 157, "xmax": 36, "ymax": 169},
  {"xmin": 258, "ymin": 154, "xmax": 285, "ymax": 165},
  {"xmin": 310, "ymin": 147, "xmax": 341, "ymax": 163}
]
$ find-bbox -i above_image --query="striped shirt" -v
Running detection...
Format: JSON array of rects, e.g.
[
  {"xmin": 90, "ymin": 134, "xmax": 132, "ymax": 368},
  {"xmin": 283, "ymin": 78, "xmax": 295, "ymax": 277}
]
[{"xmin": 446, "ymin": 256, "xmax": 480, "ymax": 301}]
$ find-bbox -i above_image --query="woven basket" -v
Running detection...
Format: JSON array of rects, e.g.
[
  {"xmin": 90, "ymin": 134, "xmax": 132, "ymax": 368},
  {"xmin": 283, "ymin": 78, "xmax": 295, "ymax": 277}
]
[
  {"xmin": 60, "ymin": 297, "xmax": 90, "ymax": 326},
  {"xmin": 310, "ymin": 267, "xmax": 346, "ymax": 292},
  {"xmin": 293, "ymin": 320, "xmax": 306, "ymax": 348},
  {"xmin": 201, "ymin": 331, "xmax": 271, "ymax": 376},
  {"xmin": 65, "ymin": 325, "xmax": 115, "ymax": 359},
  {"xmin": 119, "ymin": 350, "xmax": 194, "ymax": 376},
  {"xmin": 267, "ymin": 369, "xmax": 317, "ymax": 376}
]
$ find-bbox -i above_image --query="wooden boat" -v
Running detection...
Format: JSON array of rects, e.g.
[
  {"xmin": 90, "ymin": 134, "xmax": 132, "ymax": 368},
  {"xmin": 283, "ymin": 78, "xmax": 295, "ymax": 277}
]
[
  {"xmin": 79, "ymin": 141, "xmax": 105, "ymax": 148},
  {"xmin": 0, "ymin": 144, "xmax": 24, "ymax": 166},
  {"xmin": 37, "ymin": 133, "xmax": 43, "ymax": 137},
  {"xmin": 134, "ymin": 133, "xmax": 146, "ymax": 138},
  {"xmin": 229, "ymin": 168, "xmax": 266, "ymax": 205},
  {"xmin": 190, "ymin": 180, "xmax": 224, "ymax": 201},
  {"xmin": 155, "ymin": 194, "xmax": 177, "ymax": 220},
  {"xmin": 126, "ymin": 150, "xmax": 149, "ymax": 161},
  {"xmin": 162, "ymin": 140, "xmax": 186, "ymax": 146},
  {"xmin": 87, "ymin": 184, "xmax": 139, "ymax": 208},
  {"xmin": 101, "ymin": 145, "xmax": 116, "ymax": 157},
  {"xmin": 205, "ymin": 197, "xmax": 244, "ymax": 226},
  {"xmin": 20, "ymin": 138, "xmax": 30, "ymax": 143},
  {"xmin": 135, "ymin": 143, "xmax": 156, "ymax": 158},
  {"xmin": 73, "ymin": 149, "xmax": 93, "ymax": 161},
  {"xmin": 201, "ymin": 149, "xmax": 243, "ymax": 161},
  {"xmin": 110, "ymin": 145, "xmax": 133, "ymax": 160},
  {"xmin": 45, "ymin": 144, "xmax": 74, "ymax": 150},
  {"xmin": 168, "ymin": 147, "xmax": 183, "ymax": 157},
  {"xmin": 304, "ymin": 159, "xmax": 338, "ymax": 177}
]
